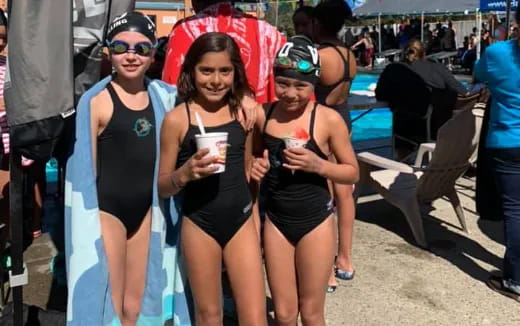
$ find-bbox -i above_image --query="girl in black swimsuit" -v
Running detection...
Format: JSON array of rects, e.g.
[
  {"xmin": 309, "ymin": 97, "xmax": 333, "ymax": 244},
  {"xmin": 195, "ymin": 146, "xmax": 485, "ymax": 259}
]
[
  {"xmin": 158, "ymin": 32, "xmax": 267, "ymax": 325},
  {"xmin": 251, "ymin": 35, "xmax": 359, "ymax": 326},
  {"xmin": 90, "ymin": 12, "xmax": 159, "ymax": 325},
  {"xmin": 313, "ymin": 0, "xmax": 359, "ymax": 291}
]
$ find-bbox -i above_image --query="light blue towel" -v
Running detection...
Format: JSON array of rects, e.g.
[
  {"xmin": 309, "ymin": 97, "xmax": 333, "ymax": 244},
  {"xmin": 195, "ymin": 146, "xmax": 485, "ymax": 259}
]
[{"xmin": 65, "ymin": 76, "xmax": 192, "ymax": 325}]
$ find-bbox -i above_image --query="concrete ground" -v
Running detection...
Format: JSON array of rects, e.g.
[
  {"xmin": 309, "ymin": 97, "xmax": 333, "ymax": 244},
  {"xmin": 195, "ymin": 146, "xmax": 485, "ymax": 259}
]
[{"xmin": 2, "ymin": 176, "xmax": 519, "ymax": 325}]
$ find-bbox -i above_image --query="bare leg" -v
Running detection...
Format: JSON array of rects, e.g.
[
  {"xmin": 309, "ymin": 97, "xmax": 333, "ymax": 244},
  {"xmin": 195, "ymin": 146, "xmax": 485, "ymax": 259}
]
[
  {"xmin": 121, "ymin": 210, "xmax": 151, "ymax": 326},
  {"xmin": 99, "ymin": 211, "xmax": 127, "ymax": 321},
  {"xmin": 223, "ymin": 217, "xmax": 267, "ymax": 326},
  {"xmin": 296, "ymin": 216, "xmax": 336, "ymax": 326},
  {"xmin": 263, "ymin": 219, "xmax": 298, "ymax": 326},
  {"xmin": 181, "ymin": 217, "xmax": 223, "ymax": 326},
  {"xmin": 334, "ymin": 183, "xmax": 355, "ymax": 274}
]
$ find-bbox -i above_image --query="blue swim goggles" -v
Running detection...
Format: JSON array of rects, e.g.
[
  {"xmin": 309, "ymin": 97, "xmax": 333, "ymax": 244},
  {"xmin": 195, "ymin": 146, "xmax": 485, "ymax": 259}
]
[
  {"xmin": 274, "ymin": 56, "xmax": 319, "ymax": 74},
  {"xmin": 106, "ymin": 40, "xmax": 157, "ymax": 57}
]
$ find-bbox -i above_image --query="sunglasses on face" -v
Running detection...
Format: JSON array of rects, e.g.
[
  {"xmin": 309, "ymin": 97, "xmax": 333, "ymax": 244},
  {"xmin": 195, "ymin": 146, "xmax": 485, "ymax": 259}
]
[
  {"xmin": 106, "ymin": 40, "xmax": 156, "ymax": 57},
  {"xmin": 274, "ymin": 56, "xmax": 318, "ymax": 74}
]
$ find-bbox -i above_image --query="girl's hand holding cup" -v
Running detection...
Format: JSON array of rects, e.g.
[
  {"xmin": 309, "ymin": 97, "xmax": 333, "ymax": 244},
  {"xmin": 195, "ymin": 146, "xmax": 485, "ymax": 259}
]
[
  {"xmin": 282, "ymin": 127, "xmax": 317, "ymax": 174},
  {"xmin": 283, "ymin": 146, "xmax": 322, "ymax": 174},
  {"xmin": 181, "ymin": 148, "xmax": 219, "ymax": 181}
]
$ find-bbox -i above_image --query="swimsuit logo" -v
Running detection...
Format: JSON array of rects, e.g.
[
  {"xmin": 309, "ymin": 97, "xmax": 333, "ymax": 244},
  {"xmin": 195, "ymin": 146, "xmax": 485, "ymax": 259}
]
[
  {"xmin": 133, "ymin": 118, "xmax": 153, "ymax": 137},
  {"xmin": 327, "ymin": 199, "xmax": 334, "ymax": 211},
  {"xmin": 243, "ymin": 201, "xmax": 253, "ymax": 214},
  {"xmin": 271, "ymin": 144, "xmax": 283, "ymax": 168}
]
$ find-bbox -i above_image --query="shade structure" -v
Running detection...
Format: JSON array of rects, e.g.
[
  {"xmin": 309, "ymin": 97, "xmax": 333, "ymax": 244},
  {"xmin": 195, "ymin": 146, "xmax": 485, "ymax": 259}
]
[
  {"xmin": 480, "ymin": 0, "xmax": 518, "ymax": 11},
  {"xmin": 354, "ymin": 0, "xmax": 481, "ymax": 16}
]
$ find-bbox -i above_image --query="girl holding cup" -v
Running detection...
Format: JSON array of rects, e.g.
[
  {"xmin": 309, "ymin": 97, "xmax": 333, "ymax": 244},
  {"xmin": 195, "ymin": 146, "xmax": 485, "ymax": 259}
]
[
  {"xmin": 158, "ymin": 32, "xmax": 266, "ymax": 325},
  {"xmin": 251, "ymin": 35, "xmax": 359, "ymax": 326}
]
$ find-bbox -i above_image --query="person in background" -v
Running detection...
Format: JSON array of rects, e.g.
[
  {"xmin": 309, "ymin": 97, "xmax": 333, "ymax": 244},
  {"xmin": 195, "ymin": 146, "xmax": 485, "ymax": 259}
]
[
  {"xmin": 292, "ymin": 5, "xmax": 314, "ymax": 40},
  {"xmin": 442, "ymin": 20, "xmax": 457, "ymax": 50},
  {"xmin": 488, "ymin": 13, "xmax": 507, "ymax": 44},
  {"xmin": 461, "ymin": 34, "xmax": 477, "ymax": 73},
  {"xmin": 398, "ymin": 25, "xmax": 410, "ymax": 49},
  {"xmin": 474, "ymin": 7, "xmax": 520, "ymax": 303},
  {"xmin": 383, "ymin": 25, "xmax": 397, "ymax": 50},
  {"xmin": 369, "ymin": 25, "xmax": 379, "ymax": 52},
  {"xmin": 343, "ymin": 27, "xmax": 356, "ymax": 48},
  {"xmin": 162, "ymin": 0, "xmax": 285, "ymax": 104},
  {"xmin": 312, "ymin": 0, "xmax": 358, "ymax": 292},
  {"xmin": 351, "ymin": 31, "xmax": 375, "ymax": 68},
  {"xmin": 376, "ymin": 39, "xmax": 468, "ymax": 160},
  {"xmin": 146, "ymin": 36, "xmax": 168, "ymax": 80}
]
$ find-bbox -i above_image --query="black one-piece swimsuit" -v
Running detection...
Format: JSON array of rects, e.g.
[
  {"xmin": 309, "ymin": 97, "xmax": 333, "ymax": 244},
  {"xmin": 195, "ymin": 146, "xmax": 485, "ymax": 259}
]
[
  {"xmin": 176, "ymin": 103, "xmax": 253, "ymax": 247},
  {"xmin": 263, "ymin": 102, "xmax": 334, "ymax": 245},
  {"xmin": 97, "ymin": 83, "xmax": 156, "ymax": 236}
]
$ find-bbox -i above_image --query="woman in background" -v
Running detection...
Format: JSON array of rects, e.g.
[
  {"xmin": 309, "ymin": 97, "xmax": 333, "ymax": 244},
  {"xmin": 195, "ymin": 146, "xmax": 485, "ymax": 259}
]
[
  {"xmin": 312, "ymin": 0, "xmax": 358, "ymax": 292},
  {"xmin": 475, "ymin": 7, "xmax": 520, "ymax": 302}
]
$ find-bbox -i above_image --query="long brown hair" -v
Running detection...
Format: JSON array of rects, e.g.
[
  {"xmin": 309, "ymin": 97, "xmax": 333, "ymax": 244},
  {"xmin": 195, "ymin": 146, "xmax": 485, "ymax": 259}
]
[
  {"xmin": 177, "ymin": 32, "xmax": 253, "ymax": 116},
  {"xmin": 404, "ymin": 39, "xmax": 425, "ymax": 63}
]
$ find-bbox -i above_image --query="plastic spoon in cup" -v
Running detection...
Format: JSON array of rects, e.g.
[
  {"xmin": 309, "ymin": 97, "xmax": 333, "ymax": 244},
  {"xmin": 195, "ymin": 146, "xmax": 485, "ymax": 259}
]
[{"xmin": 194, "ymin": 112, "xmax": 206, "ymax": 135}]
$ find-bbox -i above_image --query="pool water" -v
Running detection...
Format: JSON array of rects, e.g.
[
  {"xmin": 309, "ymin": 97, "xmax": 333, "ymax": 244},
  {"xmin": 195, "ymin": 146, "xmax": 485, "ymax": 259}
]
[
  {"xmin": 351, "ymin": 108, "xmax": 392, "ymax": 142},
  {"xmin": 351, "ymin": 73, "xmax": 379, "ymax": 92},
  {"xmin": 46, "ymin": 158, "xmax": 58, "ymax": 183},
  {"xmin": 350, "ymin": 73, "xmax": 392, "ymax": 142}
]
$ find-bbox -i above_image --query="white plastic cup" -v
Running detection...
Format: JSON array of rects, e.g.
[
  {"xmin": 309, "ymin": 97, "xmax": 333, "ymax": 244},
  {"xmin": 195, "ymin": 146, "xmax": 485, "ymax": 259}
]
[
  {"xmin": 195, "ymin": 132, "xmax": 229, "ymax": 174},
  {"xmin": 282, "ymin": 137, "xmax": 308, "ymax": 175},
  {"xmin": 283, "ymin": 137, "xmax": 308, "ymax": 149}
]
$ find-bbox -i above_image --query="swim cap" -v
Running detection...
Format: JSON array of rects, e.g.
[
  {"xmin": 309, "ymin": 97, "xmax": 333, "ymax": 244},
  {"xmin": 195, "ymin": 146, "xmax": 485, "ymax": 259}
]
[
  {"xmin": 274, "ymin": 35, "xmax": 320, "ymax": 85},
  {"xmin": 106, "ymin": 12, "xmax": 156, "ymax": 43}
]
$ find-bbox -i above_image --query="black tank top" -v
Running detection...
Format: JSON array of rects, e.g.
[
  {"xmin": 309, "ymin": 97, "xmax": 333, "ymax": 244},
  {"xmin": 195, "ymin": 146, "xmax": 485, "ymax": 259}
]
[
  {"xmin": 176, "ymin": 103, "xmax": 251, "ymax": 217},
  {"xmin": 263, "ymin": 102, "xmax": 331, "ymax": 220},
  {"xmin": 314, "ymin": 43, "xmax": 352, "ymax": 130},
  {"xmin": 97, "ymin": 83, "xmax": 156, "ymax": 214}
]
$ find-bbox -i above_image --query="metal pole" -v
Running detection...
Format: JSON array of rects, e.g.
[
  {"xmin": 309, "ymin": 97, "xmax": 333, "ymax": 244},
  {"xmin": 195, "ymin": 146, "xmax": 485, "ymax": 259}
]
[
  {"xmin": 9, "ymin": 149, "xmax": 25, "ymax": 326},
  {"xmin": 378, "ymin": 13, "xmax": 382, "ymax": 53},
  {"xmin": 477, "ymin": 11, "xmax": 482, "ymax": 59},
  {"xmin": 275, "ymin": 0, "xmax": 279, "ymax": 28},
  {"xmin": 421, "ymin": 12, "xmax": 424, "ymax": 42},
  {"xmin": 505, "ymin": 0, "xmax": 512, "ymax": 39}
]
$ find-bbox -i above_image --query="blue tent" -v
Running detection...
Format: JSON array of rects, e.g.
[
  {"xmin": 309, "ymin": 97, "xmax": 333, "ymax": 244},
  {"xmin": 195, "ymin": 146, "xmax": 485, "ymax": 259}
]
[
  {"xmin": 353, "ymin": 0, "xmax": 515, "ymax": 16},
  {"xmin": 480, "ymin": 0, "xmax": 518, "ymax": 11}
]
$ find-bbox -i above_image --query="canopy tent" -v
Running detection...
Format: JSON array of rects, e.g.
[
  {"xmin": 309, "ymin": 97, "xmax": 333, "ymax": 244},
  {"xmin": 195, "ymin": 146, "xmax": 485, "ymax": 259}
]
[
  {"xmin": 354, "ymin": 0, "xmax": 518, "ymax": 16},
  {"xmin": 354, "ymin": 0, "xmax": 481, "ymax": 16}
]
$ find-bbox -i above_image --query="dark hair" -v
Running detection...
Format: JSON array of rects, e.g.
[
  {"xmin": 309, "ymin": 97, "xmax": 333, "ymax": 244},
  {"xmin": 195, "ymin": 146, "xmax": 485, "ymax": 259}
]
[
  {"xmin": 404, "ymin": 39, "xmax": 425, "ymax": 63},
  {"xmin": 0, "ymin": 9, "xmax": 7, "ymax": 27},
  {"xmin": 293, "ymin": 6, "xmax": 314, "ymax": 19},
  {"xmin": 155, "ymin": 36, "xmax": 169, "ymax": 61},
  {"xmin": 177, "ymin": 32, "xmax": 253, "ymax": 115},
  {"xmin": 313, "ymin": 0, "xmax": 352, "ymax": 35},
  {"xmin": 516, "ymin": 6, "xmax": 520, "ymax": 24}
]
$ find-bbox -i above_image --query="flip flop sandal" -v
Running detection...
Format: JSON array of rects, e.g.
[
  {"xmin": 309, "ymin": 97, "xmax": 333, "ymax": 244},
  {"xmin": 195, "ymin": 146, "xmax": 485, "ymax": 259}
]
[
  {"xmin": 335, "ymin": 268, "xmax": 355, "ymax": 281},
  {"xmin": 486, "ymin": 276, "xmax": 520, "ymax": 302}
]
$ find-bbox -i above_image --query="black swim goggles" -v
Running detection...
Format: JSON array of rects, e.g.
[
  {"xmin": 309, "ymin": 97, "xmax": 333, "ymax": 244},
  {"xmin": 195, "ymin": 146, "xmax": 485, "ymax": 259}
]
[
  {"xmin": 106, "ymin": 40, "xmax": 156, "ymax": 57},
  {"xmin": 274, "ymin": 56, "xmax": 318, "ymax": 74}
]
